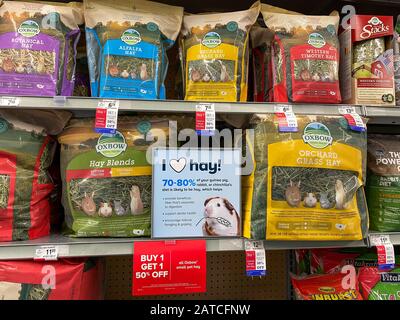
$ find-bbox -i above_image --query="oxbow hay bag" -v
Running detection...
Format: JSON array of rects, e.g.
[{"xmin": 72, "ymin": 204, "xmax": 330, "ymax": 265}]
[
  {"xmin": 58, "ymin": 117, "xmax": 169, "ymax": 237},
  {"xmin": 0, "ymin": 109, "xmax": 70, "ymax": 241},
  {"xmin": 244, "ymin": 114, "xmax": 368, "ymax": 241},
  {"xmin": 367, "ymin": 134, "xmax": 400, "ymax": 232},
  {"xmin": 0, "ymin": 258, "xmax": 104, "ymax": 300},
  {"xmin": 180, "ymin": 2, "xmax": 260, "ymax": 102},
  {"xmin": 0, "ymin": 1, "xmax": 82, "ymax": 96},
  {"xmin": 84, "ymin": 0, "xmax": 183, "ymax": 99},
  {"xmin": 262, "ymin": 11, "xmax": 341, "ymax": 103}
]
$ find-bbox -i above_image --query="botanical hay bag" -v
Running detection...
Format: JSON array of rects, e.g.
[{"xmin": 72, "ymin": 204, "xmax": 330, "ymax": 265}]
[
  {"xmin": 180, "ymin": 2, "xmax": 260, "ymax": 102},
  {"xmin": 58, "ymin": 117, "xmax": 169, "ymax": 237},
  {"xmin": 261, "ymin": 11, "xmax": 341, "ymax": 103},
  {"xmin": 0, "ymin": 110, "xmax": 70, "ymax": 241},
  {"xmin": 0, "ymin": 1, "xmax": 82, "ymax": 96},
  {"xmin": 84, "ymin": 0, "xmax": 183, "ymax": 99},
  {"xmin": 244, "ymin": 114, "xmax": 368, "ymax": 241},
  {"xmin": 367, "ymin": 134, "xmax": 400, "ymax": 232}
]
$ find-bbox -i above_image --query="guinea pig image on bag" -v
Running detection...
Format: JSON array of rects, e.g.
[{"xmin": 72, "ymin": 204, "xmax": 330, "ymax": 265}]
[{"xmin": 202, "ymin": 197, "xmax": 241, "ymax": 237}]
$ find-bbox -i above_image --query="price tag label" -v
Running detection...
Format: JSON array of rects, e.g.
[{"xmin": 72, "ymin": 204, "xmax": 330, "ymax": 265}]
[
  {"xmin": 133, "ymin": 240, "xmax": 206, "ymax": 296},
  {"xmin": 0, "ymin": 96, "xmax": 20, "ymax": 107},
  {"xmin": 274, "ymin": 105, "xmax": 298, "ymax": 132},
  {"xmin": 338, "ymin": 106, "xmax": 366, "ymax": 132},
  {"xmin": 196, "ymin": 103, "xmax": 215, "ymax": 136},
  {"xmin": 95, "ymin": 100, "xmax": 119, "ymax": 134},
  {"xmin": 369, "ymin": 234, "xmax": 395, "ymax": 271},
  {"xmin": 34, "ymin": 245, "xmax": 59, "ymax": 261},
  {"xmin": 245, "ymin": 240, "xmax": 267, "ymax": 277}
]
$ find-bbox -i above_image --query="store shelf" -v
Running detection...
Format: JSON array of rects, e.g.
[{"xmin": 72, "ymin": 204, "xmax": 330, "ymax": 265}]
[
  {"xmin": 367, "ymin": 232, "xmax": 400, "ymax": 247},
  {"xmin": 364, "ymin": 106, "xmax": 400, "ymax": 125},
  {"xmin": 0, "ymin": 234, "xmax": 372, "ymax": 260},
  {"xmin": 0, "ymin": 96, "xmax": 366, "ymax": 116}
]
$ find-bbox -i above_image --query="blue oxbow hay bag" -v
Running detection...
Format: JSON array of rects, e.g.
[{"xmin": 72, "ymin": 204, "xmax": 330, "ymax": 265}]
[
  {"xmin": 243, "ymin": 114, "xmax": 368, "ymax": 241},
  {"xmin": 84, "ymin": 0, "xmax": 183, "ymax": 99}
]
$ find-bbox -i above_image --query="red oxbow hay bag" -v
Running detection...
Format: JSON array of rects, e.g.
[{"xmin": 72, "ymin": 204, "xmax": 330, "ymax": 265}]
[{"xmin": 261, "ymin": 10, "xmax": 341, "ymax": 103}]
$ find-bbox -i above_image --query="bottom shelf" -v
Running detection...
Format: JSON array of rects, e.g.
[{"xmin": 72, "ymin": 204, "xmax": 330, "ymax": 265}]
[{"xmin": 0, "ymin": 234, "xmax": 370, "ymax": 260}]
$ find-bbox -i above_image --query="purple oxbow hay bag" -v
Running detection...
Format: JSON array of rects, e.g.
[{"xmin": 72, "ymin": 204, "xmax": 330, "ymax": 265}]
[{"xmin": 0, "ymin": 1, "xmax": 83, "ymax": 96}]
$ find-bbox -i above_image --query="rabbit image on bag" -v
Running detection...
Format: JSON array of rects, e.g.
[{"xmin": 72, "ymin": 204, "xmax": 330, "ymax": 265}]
[
  {"xmin": 319, "ymin": 192, "xmax": 334, "ymax": 209},
  {"xmin": 80, "ymin": 192, "xmax": 96, "ymax": 216},
  {"xmin": 130, "ymin": 185, "xmax": 144, "ymax": 215},
  {"xmin": 335, "ymin": 179, "xmax": 351, "ymax": 210},
  {"xmin": 285, "ymin": 181, "xmax": 301, "ymax": 207},
  {"xmin": 98, "ymin": 202, "xmax": 113, "ymax": 217},
  {"xmin": 113, "ymin": 200, "xmax": 127, "ymax": 216},
  {"xmin": 202, "ymin": 197, "xmax": 240, "ymax": 236}
]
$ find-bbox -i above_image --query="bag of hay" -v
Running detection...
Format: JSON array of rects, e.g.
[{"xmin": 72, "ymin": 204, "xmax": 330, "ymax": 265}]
[
  {"xmin": 0, "ymin": 109, "xmax": 71, "ymax": 241},
  {"xmin": 0, "ymin": 1, "xmax": 82, "ymax": 96},
  {"xmin": 251, "ymin": 4, "xmax": 300, "ymax": 102},
  {"xmin": 261, "ymin": 10, "xmax": 341, "ymax": 103},
  {"xmin": 244, "ymin": 114, "xmax": 368, "ymax": 241},
  {"xmin": 84, "ymin": 0, "xmax": 183, "ymax": 99},
  {"xmin": 58, "ymin": 117, "xmax": 169, "ymax": 237},
  {"xmin": 180, "ymin": 1, "xmax": 260, "ymax": 102},
  {"xmin": 367, "ymin": 134, "xmax": 400, "ymax": 232},
  {"xmin": 358, "ymin": 266, "xmax": 400, "ymax": 300}
]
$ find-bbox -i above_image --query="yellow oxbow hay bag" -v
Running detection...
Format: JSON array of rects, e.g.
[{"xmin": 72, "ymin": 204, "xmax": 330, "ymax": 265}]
[
  {"xmin": 180, "ymin": 1, "xmax": 260, "ymax": 102},
  {"xmin": 244, "ymin": 114, "xmax": 368, "ymax": 241}
]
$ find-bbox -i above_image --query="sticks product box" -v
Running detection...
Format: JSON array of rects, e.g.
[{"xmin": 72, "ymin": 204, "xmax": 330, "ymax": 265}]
[{"xmin": 340, "ymin": 15, "xmax": 395, "ymax": 106}]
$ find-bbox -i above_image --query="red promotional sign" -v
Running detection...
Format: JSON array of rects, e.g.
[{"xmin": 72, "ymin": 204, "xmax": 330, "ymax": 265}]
[{"xmin": 132, "ymin": 240, "xmax": 207, "ymax": 296}]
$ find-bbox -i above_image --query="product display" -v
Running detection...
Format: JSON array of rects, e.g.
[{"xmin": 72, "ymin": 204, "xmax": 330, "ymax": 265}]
[
  {"xmin": 244, "ymin": 114, "xmax": 368, "ymax": 241},
  {"xmin": 84, "ymin": 0, "xmax": 183, "ymax": 99},
  {"xmin": 394, "ymin": 15, "xmax": 400, "ymax": 105},
  {"xmin": 291, "ymin": 270, "xmax": 363, "ymax": 300},
  {"xmin": 340, "ymin": 15, "xmax": 395, "ymax": 106},
  {"xmin": 367, "ymin": 134, "xmax": 400, "ymax": 232},
  {"xmin": 0, "ymin": 109, "xmax": 71, "ymax": 241},
  {"xmin": 58, "ymin": 117, "xmax": 169, "ymax": 237},
  {"xmin": 0, "ymin": 258, "xmax": 104, "ymax": 300},
  {"xmin": 262, "ymin": 10, "xmax": 341, "ymax": 103},
  {"xmin": 358, "ymin": 266, "xmax": 400, "ymax": 300},
  {"xmin": 0, "ymin": 1, "xmax": 83, "ymax": 96},
  {"xmin": 180, "ymin": 2, "xmax": 260, "ymax": 102}
]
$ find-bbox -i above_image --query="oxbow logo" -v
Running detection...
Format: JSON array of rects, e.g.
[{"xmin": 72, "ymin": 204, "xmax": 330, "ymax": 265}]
[
  {"xmin": 202, "ymin": 32, "xmax": 221, "ymax": 48},
  {"xmin": 121, "ymin": 29, "xmax": 141, "ymax": 45},
  {"xmin": 95, "ymin": 131, "xmax": 127, "ymax": 158},
  {"xmin": 308, "ymin": 33, "xmax": 326, "ymax": 48},
  {"xmin": 18, "ymin": 20, "xmax": 40, "ymax": 38},
  {"xmin": 360, "ymin": 17, "xmax": 390, "ymax": 39},
  {"xmin": 303, "ymin": 122, "xmax": 333, "ymax": 149}
]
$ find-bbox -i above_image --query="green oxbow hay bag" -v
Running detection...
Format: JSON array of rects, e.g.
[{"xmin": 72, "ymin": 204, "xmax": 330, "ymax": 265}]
[
  {"xmin": 367, "ymin": 134, "xmax": 400, "ymax": 232},
  {"xmin": 58, "ymin": 117, "xmax": 169, "ymax": 237},
  {"xmin": 244, "ymin": 114, "xmax": 368, "ymax": 241}
]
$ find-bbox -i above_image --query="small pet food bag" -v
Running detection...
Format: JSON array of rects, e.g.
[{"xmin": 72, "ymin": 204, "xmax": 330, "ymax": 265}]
[
  {"xmin": 292, "ymin": 270, "xmax": 363, "ymax": 300},
  {"xmin": 367, "ymin": 134, "xmax": 400, "ymax": 231},
  {"xmin": 0, "ymin": 258, "xmax": 104, "ymax": 300},
  {"xmin": 58, "ymin": 117, "xmax": 169, "ymax": 237},
  {"xmin": 0, "ymin": 109, "xmax": 71, "ymax": 241},
  {"xmin": 261, "ymin": 10, "xmax": 341, "ymax": 103},
  {"xmin": 243, "ymin": 114, "xmax": 368, "ymax": 241},
  {"xmin": 0, "ymin": 1, "xmax": 82, "ymax": 96},
  {"xmin": 180, "ymin": 1, "xmax": 260, "ymax": 102},
  {"xmin": 84, "ymin": 0, "xmax": 183, "ymax": 99},
  {"xmin": 358, "ymin": 267, "xmax": 400, "ymax": 300}
]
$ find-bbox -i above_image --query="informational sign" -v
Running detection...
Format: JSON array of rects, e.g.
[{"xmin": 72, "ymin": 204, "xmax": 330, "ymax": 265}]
[
  {"xmin": 152, "ymin": 148, "xmax": 241, "ymax": 238},
  {"xmin": 132, "ymin": 240, "xmax": 206, "ymax": 296},
  {"xmin": 195, "ymin": 103, "xmax": 215, "ymax": 136},
  {"xmin": 274, "ymin": 105, "xmax": 298, "ymax": 132},
  {"xmin": 95, "ymin": 99, "xmax": 119, "ymax": 134},
  {"xmin": 245, "ymin": 240, "xmax": 267, "ymax": 277},
  {"xmin": 369, "ymin": 234, "xmax": 395, "ymax": 271},
  {"xmin": 338, "ymin": 106, "xmax": 366, "ymax": 132}
]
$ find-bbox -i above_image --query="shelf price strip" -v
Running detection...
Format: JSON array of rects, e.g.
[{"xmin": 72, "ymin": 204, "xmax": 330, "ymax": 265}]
[
  {"xmin": 274, "ymin": 105, "xmax": 298, "ymax": 132},
  {"xmin": 0, "ymin": 96, "xmax": 20, "ymax": 107},
  {"xmin": 95, "ymin": 99, "xmax": 119, "ymax": 134},
  {"xmin": 338, "ymin": 106, "xmax": 366, "ymax": 132},
  {"xmin": 245, "ymin": 240, "xmax": 267, "ymax": 277},
  {"xmin": 34, "ymin": 245, "xmax": 59, "ymax": 261},
  {"xmin": 369, "ymin": 234, "xmax": 395, "ymax": 271}
]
